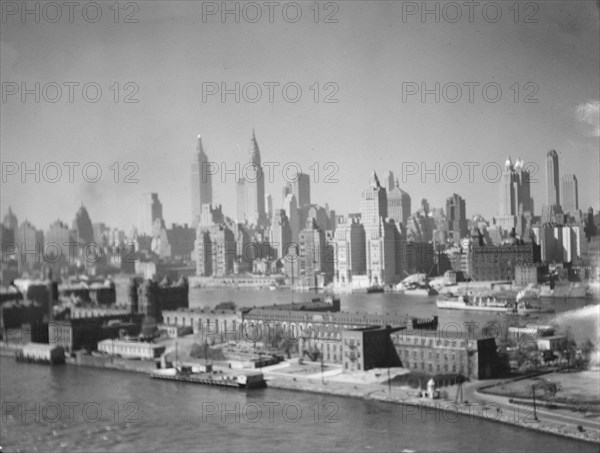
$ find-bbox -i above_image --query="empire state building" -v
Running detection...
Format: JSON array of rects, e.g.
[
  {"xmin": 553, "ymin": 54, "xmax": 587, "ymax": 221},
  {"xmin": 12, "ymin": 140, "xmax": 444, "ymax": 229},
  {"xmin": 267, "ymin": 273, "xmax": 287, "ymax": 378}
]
[{"xmin": 191, "ymin": 135, "xmax": 213, "ymax": 228}]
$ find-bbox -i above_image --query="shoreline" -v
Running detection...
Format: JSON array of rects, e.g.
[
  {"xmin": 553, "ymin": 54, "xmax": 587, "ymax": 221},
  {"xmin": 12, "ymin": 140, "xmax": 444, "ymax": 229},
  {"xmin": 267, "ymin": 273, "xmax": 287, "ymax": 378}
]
[
  {"xmin": 2, "ymin": 345, "xmax": 598, "ymax": 445},
  {"xmin": 263, "ymin": 375, "xmax": 599, "ymax": 445}
]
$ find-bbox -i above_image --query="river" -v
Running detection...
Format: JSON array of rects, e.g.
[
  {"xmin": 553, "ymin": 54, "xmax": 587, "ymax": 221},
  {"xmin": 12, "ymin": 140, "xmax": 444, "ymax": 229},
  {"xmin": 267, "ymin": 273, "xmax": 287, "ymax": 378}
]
[{"xmin": 2, "ymin": 285, "xmax": 598, "ymax": 452}]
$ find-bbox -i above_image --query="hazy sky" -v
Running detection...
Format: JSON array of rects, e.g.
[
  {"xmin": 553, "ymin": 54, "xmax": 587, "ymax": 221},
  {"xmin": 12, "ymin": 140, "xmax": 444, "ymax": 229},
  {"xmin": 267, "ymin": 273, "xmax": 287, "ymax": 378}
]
[{"xmin": 2, "ymin": 1, "xmax": 599, "ymax": 231}]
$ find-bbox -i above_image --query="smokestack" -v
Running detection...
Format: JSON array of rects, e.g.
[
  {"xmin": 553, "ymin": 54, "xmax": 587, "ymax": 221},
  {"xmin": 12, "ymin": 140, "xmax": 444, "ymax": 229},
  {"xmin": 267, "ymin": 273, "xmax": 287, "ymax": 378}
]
[{"xmin": 46, "ymin": 268, "xmax": 57, "ymax": 322}]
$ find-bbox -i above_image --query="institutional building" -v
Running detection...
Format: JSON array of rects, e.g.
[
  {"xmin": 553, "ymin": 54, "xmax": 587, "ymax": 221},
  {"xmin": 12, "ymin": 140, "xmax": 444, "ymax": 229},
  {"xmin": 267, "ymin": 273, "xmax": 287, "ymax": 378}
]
[{"xmin": 390, "ymin": 330, "xmax": 499, "ymax": 380}]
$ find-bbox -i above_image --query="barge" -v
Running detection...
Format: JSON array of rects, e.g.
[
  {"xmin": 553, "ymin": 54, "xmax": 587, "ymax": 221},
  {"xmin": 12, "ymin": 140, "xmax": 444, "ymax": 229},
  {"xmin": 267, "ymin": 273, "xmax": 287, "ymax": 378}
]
[{"xmin": 150, "ymin": 365, "xmax": 266, "ymax": 389}]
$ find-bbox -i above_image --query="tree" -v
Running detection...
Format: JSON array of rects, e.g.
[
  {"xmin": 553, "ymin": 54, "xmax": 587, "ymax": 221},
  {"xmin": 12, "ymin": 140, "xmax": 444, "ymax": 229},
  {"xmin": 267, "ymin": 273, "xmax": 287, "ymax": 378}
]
[
  {"xmin": 542, "ymin": 350, "xmax": 557, "ymax": 364},
  {"xmin": 215, "ymin": 301, "xmax": 236, "ymax": 311}
]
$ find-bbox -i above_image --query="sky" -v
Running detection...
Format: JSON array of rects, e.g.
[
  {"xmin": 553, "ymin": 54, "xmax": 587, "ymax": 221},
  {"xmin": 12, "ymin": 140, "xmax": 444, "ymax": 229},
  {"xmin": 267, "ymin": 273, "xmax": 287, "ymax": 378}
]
[{"xmin": 1, "ymin": 0, "xmax": 599, "ymax": 232}]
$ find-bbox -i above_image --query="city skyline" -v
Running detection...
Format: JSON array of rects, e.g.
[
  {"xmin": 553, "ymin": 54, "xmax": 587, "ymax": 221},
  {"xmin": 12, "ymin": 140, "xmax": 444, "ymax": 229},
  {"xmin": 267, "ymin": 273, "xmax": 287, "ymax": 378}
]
[
  {"xmin": 2, "ymin": 141, "xmax": 594, "ymax": 236},
  {"xmin": 2, "ymin": 3, "xmax": 600, "ymax": 451}
]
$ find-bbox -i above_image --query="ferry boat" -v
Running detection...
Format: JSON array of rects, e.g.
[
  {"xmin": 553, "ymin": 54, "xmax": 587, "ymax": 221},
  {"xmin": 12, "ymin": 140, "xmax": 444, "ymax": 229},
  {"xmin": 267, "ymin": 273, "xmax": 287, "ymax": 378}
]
[{"xmin": 436, "ymin": 294, "xmax": 513, "ymax": 312}]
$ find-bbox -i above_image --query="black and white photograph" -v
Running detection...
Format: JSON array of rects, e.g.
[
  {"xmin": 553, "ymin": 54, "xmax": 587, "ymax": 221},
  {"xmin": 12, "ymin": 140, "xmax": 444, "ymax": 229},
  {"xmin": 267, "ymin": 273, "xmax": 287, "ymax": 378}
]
[{"xmin": 1, "ymin": 1, "xmax": 599, "ymax": 452}]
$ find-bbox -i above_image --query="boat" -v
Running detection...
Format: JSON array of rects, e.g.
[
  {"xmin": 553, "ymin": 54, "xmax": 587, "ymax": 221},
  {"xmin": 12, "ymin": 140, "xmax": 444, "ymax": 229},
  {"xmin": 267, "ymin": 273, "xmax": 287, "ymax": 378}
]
[
  {"xmin": 366, "ymin": 285, "xmax": 385, "ymax": 294},
  {"xmin": 515, "ymin": 301, "xmax": 554, "ymax": 316},
  {"xmin": 405, "ymin": 286, "xmax": 438, "ymax": 296},
  {"xmin": 150, "ymin": 365, "xmax": 266, "ymax": 389},
  {"xmin": 436, "ymin": 294, "xmax": 513, "ymax": 312},
  {"xmin": 395, "ymin": 273, "xmax": 438, "ymax": 296},
  {"xmin": 397, "ymin": 282, "xmax": 438, "ymax": 296}
]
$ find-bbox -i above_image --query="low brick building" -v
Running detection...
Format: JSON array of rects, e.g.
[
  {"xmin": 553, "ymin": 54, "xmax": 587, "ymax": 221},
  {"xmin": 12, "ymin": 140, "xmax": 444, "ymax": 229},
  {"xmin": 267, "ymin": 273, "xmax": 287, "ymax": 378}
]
[{"xmin": 390, "ymin": 330, "xmax": 498, "ymax": 380}]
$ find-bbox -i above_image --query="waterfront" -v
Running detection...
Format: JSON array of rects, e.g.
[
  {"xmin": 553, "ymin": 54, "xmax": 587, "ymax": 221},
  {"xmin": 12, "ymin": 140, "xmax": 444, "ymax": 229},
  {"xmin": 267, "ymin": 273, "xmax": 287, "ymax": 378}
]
[
  {"xmin": 2, "ymin": 284, "xmax": 597, "ymax": 451},
  {"xmin": 178, "ymin": 285, "xmax": 598, "ymax": 343},
  {"xmin": 1, "ymin": 361, "xmax": 598, "ymax": 453}
]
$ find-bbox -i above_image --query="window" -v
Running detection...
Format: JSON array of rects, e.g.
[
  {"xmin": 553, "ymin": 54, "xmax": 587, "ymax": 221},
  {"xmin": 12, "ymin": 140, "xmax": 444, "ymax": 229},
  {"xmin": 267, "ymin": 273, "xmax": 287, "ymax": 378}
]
[{"xmin": 428, "ymin": 363, "xmax": 432, "ymax": 372}]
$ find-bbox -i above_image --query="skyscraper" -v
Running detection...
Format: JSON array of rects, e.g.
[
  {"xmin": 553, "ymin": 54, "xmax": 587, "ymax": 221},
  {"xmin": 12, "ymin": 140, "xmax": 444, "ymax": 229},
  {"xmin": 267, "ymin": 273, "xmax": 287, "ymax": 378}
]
[
  {"xmin": 360, "ymin": 171, "xmax": 397, "ymax": 285},
  {"xmin": 334, "ymin": 215, "xmax": 366, "ymax": 285},
  {"xmin": 546, "ymin": 150, "xmax": 560, "ymax": 208},
  {"xmin": 3, "ymin": 207, "xmax": 18, "ymax": 233},
  {"xmin": 237, "ymin": 131, "xmax": 266, "ymax": 226},
  {"xmin": 72, "ymin": 205, "xmax": 94, "ymax": 244},
  {"xmin": 561, "ymin": 174, "xmax": 579, "ymax": 215},
  {"xmin": 496, "ymin": 157, "xmax": 534, "ymax": 236},
  {"xmin": 446, "ymin": 193, "xmax": 468, "ymax": 241},
  {"xmin": 298, "ymin": 217, "xmax": 333, "ymax": 288},
  {"xmin": 283, "ymin": 193, "xmax": 300, "ymax": 243},
  {"xmin": 265, "ymin": 193, "xmax": 273, "ymax": 222},
  {"xmin": 17, "ymin": 220, "xmax": 43, "ymax": 268},
  {"xmin": 291, "ymin": 172, "xmax": 311, "ymax": 209},
  {"xmin": 139, "ymin": 193, "xmax": 163, "ymax": 235},
  {"xmin": 191, "ymin": 135, "xmax": 213, "ymax": 228},
  {"xmin": 387, "ymin": 179, "xmax": 411, "ymax": 225},
  {"xmin": 360, "ymin": 171, "xmax": 388, "ymax": 225},
  {"xmin": 46, "ymin": 220, "xmax": 74, "ymax": 263},
  {"xmin": 386, "ymin": 171, "xmax": 395, "ymax": 192},
  {"xmin": 270, "ymin": 209, "xmax": 292, "ymax": 260},
  {"xmin": 2, "ymin": 207, "xmax": 18, "ymax": 253}
]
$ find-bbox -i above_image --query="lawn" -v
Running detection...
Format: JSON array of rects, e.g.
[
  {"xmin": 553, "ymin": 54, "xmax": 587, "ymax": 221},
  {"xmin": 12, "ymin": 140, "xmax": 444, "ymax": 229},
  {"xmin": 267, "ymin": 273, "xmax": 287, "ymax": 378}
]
[{"xmin": 484, "ymin": 370, "xmax": 600, "ymax": 404}]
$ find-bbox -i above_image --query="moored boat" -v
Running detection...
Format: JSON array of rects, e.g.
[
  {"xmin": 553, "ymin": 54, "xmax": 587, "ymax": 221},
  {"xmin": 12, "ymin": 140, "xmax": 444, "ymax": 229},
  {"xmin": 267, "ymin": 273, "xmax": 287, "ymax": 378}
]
[{"xmin": 436, "ymin": 294, "xmax": 513, "ymax": 312}]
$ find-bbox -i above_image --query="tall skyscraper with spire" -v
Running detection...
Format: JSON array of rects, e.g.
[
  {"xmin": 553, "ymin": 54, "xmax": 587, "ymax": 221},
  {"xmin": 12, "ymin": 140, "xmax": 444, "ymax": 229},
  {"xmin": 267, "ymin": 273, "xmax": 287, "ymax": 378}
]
[
  {"xmin": 191, "ymin": 135, "xmax": 213, "ymax": 228},
  {"xmin": 546, "ymin": 149, "xmax": 560, "ymax": 208},
  {"xmin": 237, "ymin": 131, "xmax": 266, "ymax": 227}
]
